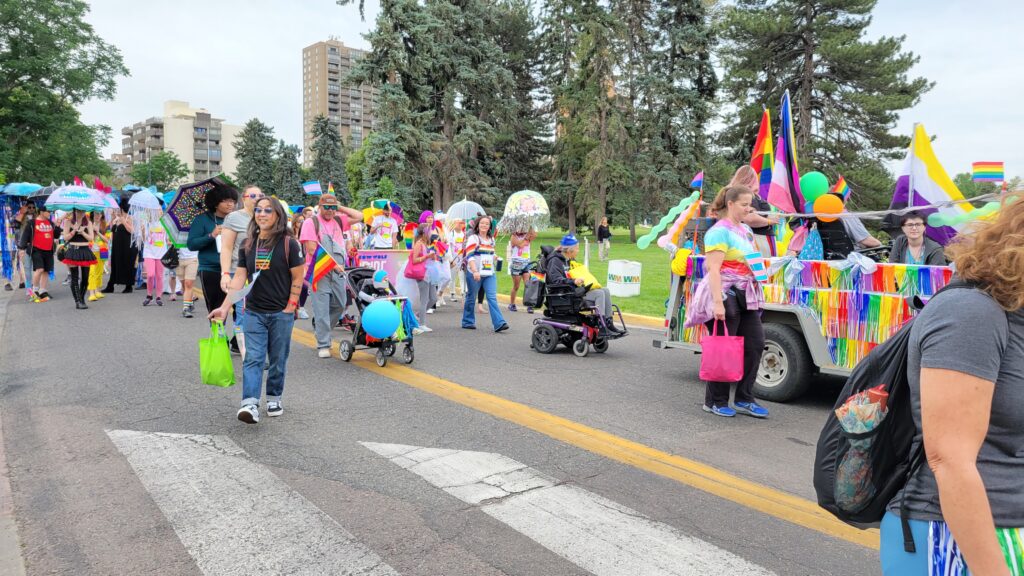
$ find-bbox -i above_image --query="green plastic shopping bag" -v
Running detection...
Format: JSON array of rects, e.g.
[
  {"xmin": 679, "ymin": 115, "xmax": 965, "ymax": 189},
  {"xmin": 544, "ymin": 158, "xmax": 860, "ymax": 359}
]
[{"xmin": 199, "ymin": 321, "xmax": 235, "ymax": 387}]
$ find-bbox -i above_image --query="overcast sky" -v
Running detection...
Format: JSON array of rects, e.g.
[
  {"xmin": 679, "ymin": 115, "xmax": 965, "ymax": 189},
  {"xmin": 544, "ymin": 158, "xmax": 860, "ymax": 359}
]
[{"xmin": 80, "ymin": 0, "xmax": 1021, "ymax": 180}]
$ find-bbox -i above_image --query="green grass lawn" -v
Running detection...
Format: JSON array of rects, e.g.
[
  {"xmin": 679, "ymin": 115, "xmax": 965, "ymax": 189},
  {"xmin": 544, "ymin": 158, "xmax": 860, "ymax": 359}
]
[{"xmin": 493, "ymin": 228, "xmax": 672, "ymax": 318}]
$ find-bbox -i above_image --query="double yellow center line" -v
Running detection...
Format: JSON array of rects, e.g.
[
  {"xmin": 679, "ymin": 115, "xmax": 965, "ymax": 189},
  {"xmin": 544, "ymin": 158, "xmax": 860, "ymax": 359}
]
[{"xmin": 289, "ymin": 326, "xmax": 879, "ymax": 549}]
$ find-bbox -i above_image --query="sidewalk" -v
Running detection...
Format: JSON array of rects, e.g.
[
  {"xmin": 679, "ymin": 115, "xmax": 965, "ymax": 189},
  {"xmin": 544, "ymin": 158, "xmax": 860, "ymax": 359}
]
[{"xmin": 0, "ymin": 290, "xmax": 27, "ymax": 576}]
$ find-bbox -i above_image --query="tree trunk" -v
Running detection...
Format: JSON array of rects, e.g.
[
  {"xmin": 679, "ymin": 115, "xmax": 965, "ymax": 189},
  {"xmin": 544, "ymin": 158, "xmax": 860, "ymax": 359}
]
[
  {"xmin": 628, "ymin": 212, "xmax": 637, "ymax": 243},
  {"xmin": 567, "ymin": 166, "xmax": 577, "ymax": 235},
  {"xmin": 798, "ymin": 1, "xmax": 815, "ymax": 152},
  {"xmin": 595, "ymin": 106, "xmax": 609, "ymax": 234}
]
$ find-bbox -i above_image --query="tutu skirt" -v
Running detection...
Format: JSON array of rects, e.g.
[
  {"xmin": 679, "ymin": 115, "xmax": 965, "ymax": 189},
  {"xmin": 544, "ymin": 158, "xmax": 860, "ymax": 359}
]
[{"xmin": 63, "ymin": 245, "xmax": 98, "ymax": 267}]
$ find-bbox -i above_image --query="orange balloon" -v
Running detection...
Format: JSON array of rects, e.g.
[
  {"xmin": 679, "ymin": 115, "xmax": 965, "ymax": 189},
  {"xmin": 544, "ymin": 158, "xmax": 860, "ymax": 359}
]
[{"xmin": 813, "ymin": 194, "xmax": 844, "ymax": 222}]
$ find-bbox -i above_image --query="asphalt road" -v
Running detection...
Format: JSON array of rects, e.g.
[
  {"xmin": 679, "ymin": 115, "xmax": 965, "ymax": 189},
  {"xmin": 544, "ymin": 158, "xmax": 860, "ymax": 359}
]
[{"xmin": 0, "ymin": 277, "xmax": 880, "ymax": 576}]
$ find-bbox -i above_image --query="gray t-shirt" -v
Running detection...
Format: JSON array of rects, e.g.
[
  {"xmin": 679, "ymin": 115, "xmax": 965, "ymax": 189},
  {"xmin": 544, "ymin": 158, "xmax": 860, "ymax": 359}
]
[
  {"xmin": 223, "ymin": 210, "xmax": 251, "ymax": 272},
  {"xmin": 891, "ymin": 288, "xmax": 1024, "ymax": 526},
  {"xmin": 839, "ymin": 212, "xmax": 870, "ymax": 245}
]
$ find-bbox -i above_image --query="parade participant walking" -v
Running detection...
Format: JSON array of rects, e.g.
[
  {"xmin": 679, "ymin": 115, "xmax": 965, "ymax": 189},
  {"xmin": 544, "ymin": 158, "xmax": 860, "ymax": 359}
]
[
  {"xmin": 10, "ymin": 203, "xmax": 33, "ymax": 294},
  {"xmin": 597, "ymin": 217, "xmax": 612, "ymax": 261},
  {"xmin": 880, "ymin": 194, "xmax": 1024, "ymax": 575},
  {"xmin": 889, "ymin": 211, "xmax": 946, "ymax": 266},
  {"xmin": 684, "ymin": 185, "xmax": 769, "ymax": 419},
  {"xmin": 545, "ymin": 234, "xmax": 622, "ymax": 333},
  {"xmin": 299, "ymin": 194, "xmax": 362, "ymax": 357},
  {"xmin": 418, "ymin": 211, "xmax": 439, "ymax": 315},
  {"xmin": 211, "ymin": 198, "xmax": 304, "ymax": 425},
  {"xmin": 409, "ymin": 223, "xmax": 434, "ymax": 333},
  {"xmin": 62, "ymin": 210, "xmax": 98, "ymax": 310},
  {"xmin": 86, "ymin": 215, "xmax": 108, "ymax": 302},
  {"xmin": 141, "ymin": 220, "xmax": 168, "ymax": 306},
  {"xmin": 461, "ymin": 215, "xmax": 508, "ymax": 332},
  {"xmin": 446, "ymin": 219, "xmax": 466, "ymax": 301},
  {"xmin": 176, "ymin": 246, "xmax": 199, "ymax": 317},
  {"xmin": 102, "ymin": 203, "xmax": 137, "ymax": 294},
  {"xmin": 220, "ymin": 186, "xmax": 264, "ymax": 353},
  {"xmin": 188, "ymin": 185, "xmax": 239, "ymax": 325},
  {"xmin": 507, "ymin": 229, "xmax": 536, "ymax": 312},
  {"xmin": 369, "ymin": 203, "xmax": 399, "ymax": 249},
  {"xmin": 23, "ymin": 206, "xmax": 54, "ymax": 303}
]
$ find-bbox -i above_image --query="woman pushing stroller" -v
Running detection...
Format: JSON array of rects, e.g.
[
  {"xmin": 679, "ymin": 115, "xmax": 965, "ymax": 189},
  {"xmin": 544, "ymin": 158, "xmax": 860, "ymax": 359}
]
[{"xmin": 545, "ymin": 234, "xmax": 625, "ymax": 336}]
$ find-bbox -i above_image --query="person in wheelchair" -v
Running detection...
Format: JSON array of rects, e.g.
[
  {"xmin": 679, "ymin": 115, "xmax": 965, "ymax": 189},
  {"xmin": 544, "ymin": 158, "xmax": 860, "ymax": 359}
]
[{"xmin": 545, "ymin": 234, "xmax": 625, "ymax": 335}]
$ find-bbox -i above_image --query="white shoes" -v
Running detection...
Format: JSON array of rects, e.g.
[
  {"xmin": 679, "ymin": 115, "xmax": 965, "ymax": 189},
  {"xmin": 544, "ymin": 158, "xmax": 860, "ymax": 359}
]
[
  {"xmin": 412, "ymin": 326, "xmax": 432, "ymax": 335},
  {"xmin": 297, "ymin": 307, "xmax": 309, "ymax": 319},
  {"xmin": 317, "ymin": 348, "xmax": 331, "ymax": 358},
  {"xmin": 426, "ymin": 307, "xmax": 434, "ymax": 314}
]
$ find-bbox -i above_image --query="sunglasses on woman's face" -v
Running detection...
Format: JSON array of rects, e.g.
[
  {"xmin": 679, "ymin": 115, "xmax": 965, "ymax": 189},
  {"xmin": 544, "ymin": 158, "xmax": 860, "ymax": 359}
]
[
  {"xmin": 254, "ymin": 207, "xmax": 275, "ymax": 215},
  {"xmin": 246, "ymin": 193, "xmax": 264, "ymax": 199}
]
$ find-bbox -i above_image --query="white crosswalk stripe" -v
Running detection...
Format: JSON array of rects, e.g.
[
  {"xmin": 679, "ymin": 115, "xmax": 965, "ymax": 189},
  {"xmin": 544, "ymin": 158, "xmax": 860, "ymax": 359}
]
[
  {"xmin": 361, "ymin": 442, "xmax": 776, "ymax": 576},
  {"xmin": 108, "ymin": 430, "xmax": 400, "ymax": 576}
]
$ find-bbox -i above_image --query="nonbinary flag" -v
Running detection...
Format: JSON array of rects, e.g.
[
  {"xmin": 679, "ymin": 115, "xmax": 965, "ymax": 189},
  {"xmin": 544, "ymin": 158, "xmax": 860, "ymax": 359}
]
[
  {"xmin": 972, "ymin": 161, "xmax": 1004, "ymax": 182},
  {"xmin": 305, "ymin": 243, "xmax": 337, "ymax": 291},
  {"xmin": 749, "ymin": 108, "xmax": 773, "ymax": 200},
  {"xmin": 690, "ymin": 171, "xmax": 704, "ymax": 189},
  {"xmin": 302, "ymin": 181, "xmax": 322, "ymax": 195},
  {"xmin": 889, "ymin": 124, "xmax": 973, "ymax": 245}
]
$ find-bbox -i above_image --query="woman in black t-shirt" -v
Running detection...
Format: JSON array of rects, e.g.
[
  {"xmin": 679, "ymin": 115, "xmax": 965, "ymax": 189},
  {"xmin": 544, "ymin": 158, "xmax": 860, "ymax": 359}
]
[{"xmin": 212, "ymin": 198, "xmax": 304, "ymax": 425}]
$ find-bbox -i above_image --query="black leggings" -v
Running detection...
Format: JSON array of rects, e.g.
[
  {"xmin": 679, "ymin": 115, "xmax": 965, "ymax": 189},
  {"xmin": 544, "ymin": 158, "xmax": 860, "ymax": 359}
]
[
  {"xmin": 69, "ymin": 266, "xmax": 89, "ymax": 304},
  {"xmin": 703, "ymin": 293, "xmax": 765, "ymax": 408},
  {"xmin": 199, "ymin": 270, "xmax": 228, "ymax": 315}
]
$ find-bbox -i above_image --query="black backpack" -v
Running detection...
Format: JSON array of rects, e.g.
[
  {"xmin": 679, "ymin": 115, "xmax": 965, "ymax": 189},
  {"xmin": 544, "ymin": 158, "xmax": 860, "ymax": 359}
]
[{"xmin": 812, "ymin": 280, "xmax": 977, "ymax": 553}]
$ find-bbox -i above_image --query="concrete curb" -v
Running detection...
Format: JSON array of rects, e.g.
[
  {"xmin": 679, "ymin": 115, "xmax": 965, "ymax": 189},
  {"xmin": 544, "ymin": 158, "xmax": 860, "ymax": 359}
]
[
  {"xmin": 491, "ymin": 292, "xmax": 665, "ymax": 330},
  {"xmin": 0, "ymin": 291, "xmax": 27, "ymax": 576}
]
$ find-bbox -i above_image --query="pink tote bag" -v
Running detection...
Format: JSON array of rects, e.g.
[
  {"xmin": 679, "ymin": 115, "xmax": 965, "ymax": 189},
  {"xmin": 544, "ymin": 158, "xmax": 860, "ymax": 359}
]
[{"xmin": 699, "ymin": 321, "xmax": 745, "ymax": 382}]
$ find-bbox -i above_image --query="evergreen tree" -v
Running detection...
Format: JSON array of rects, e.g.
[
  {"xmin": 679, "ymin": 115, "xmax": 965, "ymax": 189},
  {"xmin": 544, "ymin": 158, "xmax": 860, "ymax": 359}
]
[
  {"xmin": 718, "ymin": 0, "xmax": 932, "ymax": 210},
  {"xmin": 233, "ymin": 118, "xmax": 276, "ymax": 194},
  {"xmin": 272, "ymin": 141, "xmax": 303, "ymax": 204},
  {"xmin": 309, "ymin": 115, "xmax": 348, "ymax": 202}
]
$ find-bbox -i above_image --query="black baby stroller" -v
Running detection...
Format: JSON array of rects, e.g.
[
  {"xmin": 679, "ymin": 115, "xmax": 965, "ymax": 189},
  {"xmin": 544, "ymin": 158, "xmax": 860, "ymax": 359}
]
[
  {"xmin": 525, "ymin": 246, "xmax": 628, "ymax": 357},
  {"xmin": 338, "ymin": 267, "xmax": 415, "ymax": 367}
]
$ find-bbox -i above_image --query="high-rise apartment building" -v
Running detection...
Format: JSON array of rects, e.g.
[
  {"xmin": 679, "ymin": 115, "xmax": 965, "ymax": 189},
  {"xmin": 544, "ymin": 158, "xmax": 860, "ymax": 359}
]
[
  {"xmin": 302, "ymin": 39, "xmax": 379, "ymax": 166},
  {"xmin": 121, "ymin": 100, "xmax": 242, "ymax": 182}
]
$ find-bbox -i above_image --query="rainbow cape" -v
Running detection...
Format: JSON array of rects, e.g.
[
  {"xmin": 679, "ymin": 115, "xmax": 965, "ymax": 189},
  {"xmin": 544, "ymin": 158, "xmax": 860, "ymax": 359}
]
[
  {"xmin": 305, "ymin": 243, "xmax": 337, "ymax": 291},
  {"xmin": 749, "ymin": 108, "xmax": 773, "ymax": 200}
]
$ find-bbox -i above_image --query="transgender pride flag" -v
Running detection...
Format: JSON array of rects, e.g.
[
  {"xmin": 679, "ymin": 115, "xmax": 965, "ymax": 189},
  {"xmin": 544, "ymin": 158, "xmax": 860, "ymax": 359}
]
[{"xmin": 888, "ymin": 124, "xmax": 973, "ymax": 245}]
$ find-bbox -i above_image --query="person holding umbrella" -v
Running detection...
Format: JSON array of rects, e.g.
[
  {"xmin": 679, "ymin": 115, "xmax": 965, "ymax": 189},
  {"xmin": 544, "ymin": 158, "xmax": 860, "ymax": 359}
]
[
  {"xmin": 61, "ymin": 210, "xmax": 98, "ymax": 309},
  {"xmin": 187, "ymin": 185, "xmax": 239, "ymax": 342}
]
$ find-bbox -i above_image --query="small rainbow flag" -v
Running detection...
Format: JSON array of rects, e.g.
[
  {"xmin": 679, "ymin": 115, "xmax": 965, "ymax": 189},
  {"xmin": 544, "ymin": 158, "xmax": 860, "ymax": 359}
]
[
  {"xmin": 690, "ymin": 171, "xmax": 704, "ymax": 189},
  {"xmin": 305, "ymin": 243, "xmax": 337, "ymax": 291},
  {"xmin": 529, "ymin": 271, "xmax": 545, "ymax": 282},
  {"xmin": 833, "ymin": 175, "xmax": 850, "ymax": 201},
  {"xmin": 972, "ymin": 161, "xmax": 1004, "ymax": 182},
  {"xmin": 327, "ymin": 182, "xmax": 335, "ymax": 194}
]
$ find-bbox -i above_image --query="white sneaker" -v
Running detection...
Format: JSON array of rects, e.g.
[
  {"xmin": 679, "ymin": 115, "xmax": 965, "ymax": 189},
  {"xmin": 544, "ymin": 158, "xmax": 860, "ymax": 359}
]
[
  {"xmin": 421, "ymin": 326, "xmax": 433, "ymax": 333},
  {"xmin": 297, "ymin": 307, "xmax": 309, "ymax": 319},
  {"xmin": 317, "ymin": 348, "xmax": 331, "ymax": 358},
  {"xmin": 266, "ymin": 401, "xmax": 283, "ymax": 417},
  {"xmin": 426, "ymin": 308, "xmax": 434, "ymax": 314},
  {"xmin": 237, "ymin": 405, "xmax": 259, "ymax": 424},
  {"xmin": 438, "ymin": 297, "xmax": 446, "ymax": 306},
  {"xmin": 412, "ymin": 327, "xmax": 425, "ymax": 335}
]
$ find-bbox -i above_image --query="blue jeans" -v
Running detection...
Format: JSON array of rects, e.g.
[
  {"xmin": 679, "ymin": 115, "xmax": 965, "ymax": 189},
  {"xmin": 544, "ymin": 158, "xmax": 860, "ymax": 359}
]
[
  {"xmin": 462, "ymin": 273, "xmax": 505, "ymax": 330},
  {"xmin": 241, "ymin": 310, "xmax": 295, "ymax": 407}
]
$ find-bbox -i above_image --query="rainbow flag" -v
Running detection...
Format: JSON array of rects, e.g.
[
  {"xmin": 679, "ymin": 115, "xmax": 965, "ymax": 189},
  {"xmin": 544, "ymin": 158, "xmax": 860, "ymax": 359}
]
[
  {"xmin": 833, "ymin": 175, "xmax": 850, "ymax": 201},
  {"xmin": 749, "ymin": 108, "xmax": 773, "ymax": 200},
  {"xmin": 305, "ymin": 243, "xmax": 337, "ymax": 291},
  {"xmin": 767, "ymin": 90, "xmax": 803, "ymax": 213},
  {"xmin": 327, "ymin": 182, "xmax": 335, "ymax": 194},
  {"xmin": 529, "ymin": 271, "xmax": 545, "ymax": 282},
  {"xmin": 889, "ymin": 124, "xmax": 973, "ymax": 245},
  {"xmin": 690, "ymin": 171, "xmax": 703, "ymax": 189},
  {"xmin": 972, "ymin": 161, "xmax": 1004, "ymax": 182}
]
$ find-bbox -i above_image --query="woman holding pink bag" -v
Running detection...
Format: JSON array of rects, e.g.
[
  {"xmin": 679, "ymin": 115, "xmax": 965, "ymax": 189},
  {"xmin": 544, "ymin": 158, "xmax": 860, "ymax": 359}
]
[{"xmin": 684, "ymin": 185, "xmax": 769, "ymax": 418}]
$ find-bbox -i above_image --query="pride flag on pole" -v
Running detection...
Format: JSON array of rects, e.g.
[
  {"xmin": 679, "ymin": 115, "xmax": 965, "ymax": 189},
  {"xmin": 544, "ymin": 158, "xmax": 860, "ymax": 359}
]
[
  {"xmin": 833, "ymin": 175, "xmax": 850, "ymax": 201},
  {"xmin": 749, "ymin": 108, "xmax": 773, "ymax": 200},
  {"xmin": 689, "ymin": 171, "xmax": 704, "ymax": 189},
  {"xmin": 302, "ymin": 181, "xmax": 322, "ymax": 195},
  {"xmin": 889, "ymin": 124, "xmax": 973, "ymax": 245},
  {"xmin": 972, "ymin": 161, "xmax": 1004, "ymax": 182},
  {"xmin": 767, "ymin": 90, "xmax": 803, "ymax": 213},
  {"xmin": 305, "ymin": 243, "xmax": 337, "ymax": 291},
  {"xmin": 327, "ymin": 182, "xmax": 335, "ymax": 195}
]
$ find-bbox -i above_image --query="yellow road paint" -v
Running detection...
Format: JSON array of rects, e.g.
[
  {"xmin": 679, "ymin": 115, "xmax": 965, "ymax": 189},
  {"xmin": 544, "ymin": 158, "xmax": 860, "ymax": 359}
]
[{"xmin": 290, "ymin": 326, "xmax": 879, "ymax": 549}]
